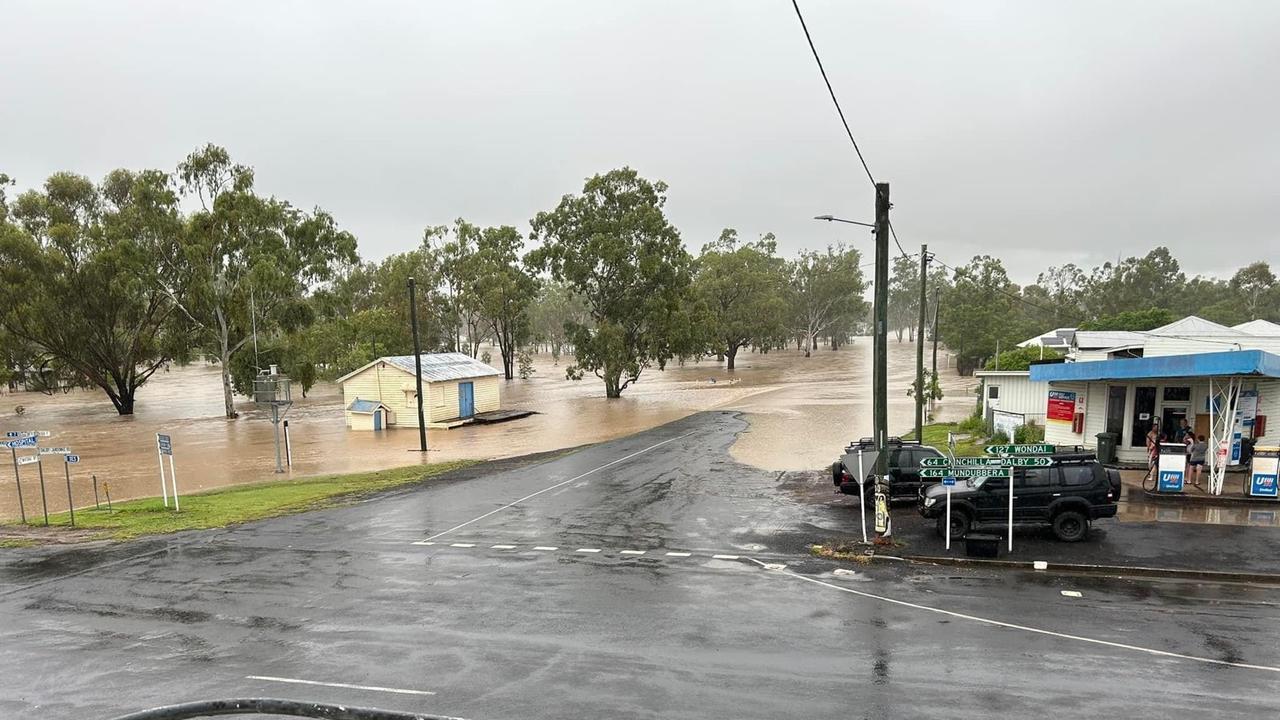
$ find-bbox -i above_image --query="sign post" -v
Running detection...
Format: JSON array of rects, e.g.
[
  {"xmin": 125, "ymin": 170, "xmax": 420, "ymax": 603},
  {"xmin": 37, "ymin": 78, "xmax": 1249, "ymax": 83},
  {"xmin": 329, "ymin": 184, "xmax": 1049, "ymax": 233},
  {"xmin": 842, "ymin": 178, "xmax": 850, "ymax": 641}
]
[
  {"xmin": 856, "ymin": 449, "xmax": 867, "ymax": 543},
  {"xmin": 1008, "ymin": 465, "xmax": 1015, "ymax": 552},
  {"xmin": 156, "ymin": 434, "xmax": 172, "ymax": 507},
  {"xmin": 283, "ymin": 419, "xmax": 293, "ymax": 468},
  {"xmin": 983, "ymin": 443, "xmax": 1055, "ymax": 553},
  {"xmin": 5, "ymin": 437, "xmax": 38, "ymax": 524},
  {"xmin": 157, "ymin": 434, "xmax": 178, "ymax": 511},
  {"xmin": 942, "ymin": 475, "xmax": 956, "ymax": 550},
  {"xmin": 63, "ymin": 454, "xmax": 79, "ymax": 526}
]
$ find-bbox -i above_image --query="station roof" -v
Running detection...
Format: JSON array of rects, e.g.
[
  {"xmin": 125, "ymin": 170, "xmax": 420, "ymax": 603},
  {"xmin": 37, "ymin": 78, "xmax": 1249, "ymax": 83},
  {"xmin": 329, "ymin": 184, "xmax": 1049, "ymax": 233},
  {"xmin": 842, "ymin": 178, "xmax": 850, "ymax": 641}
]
[
  {"xmin": 1030, "ymin": 349, "xmax": 1280, "ymax": 383},
  {"xmin": 336, "ymin": 353, "xmax": 501, "ymax": 384}
]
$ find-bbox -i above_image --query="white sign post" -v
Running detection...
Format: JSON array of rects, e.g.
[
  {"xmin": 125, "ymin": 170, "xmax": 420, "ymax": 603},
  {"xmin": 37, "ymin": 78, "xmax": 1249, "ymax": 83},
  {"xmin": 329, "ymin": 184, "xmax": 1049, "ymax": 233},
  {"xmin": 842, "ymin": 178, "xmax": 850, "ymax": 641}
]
[
  {"xmin": 1007, "ymin": 466, "xmax": 1015, "ymax": 553},
  {"xmin": 856, "ymin": 449, "xmax": 867, "ymax": 543},
  {"xmin": 62, "ymin": 453, "xmax": 79, "ymax": 526},
  {"xmin": 942, "ymin": 476, "xmax": 956, "ymax": 551},
  {"xmin": 157, "ymin": 434, "xmax": 178, "ymax": 511}
]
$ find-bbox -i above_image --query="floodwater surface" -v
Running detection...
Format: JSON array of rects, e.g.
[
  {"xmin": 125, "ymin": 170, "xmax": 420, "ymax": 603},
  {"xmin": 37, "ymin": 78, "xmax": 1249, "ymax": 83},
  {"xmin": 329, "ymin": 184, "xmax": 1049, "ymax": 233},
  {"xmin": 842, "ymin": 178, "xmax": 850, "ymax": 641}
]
[{"xmin": 0, "ymin": 339, "xmax": 975, "ymax": 519}]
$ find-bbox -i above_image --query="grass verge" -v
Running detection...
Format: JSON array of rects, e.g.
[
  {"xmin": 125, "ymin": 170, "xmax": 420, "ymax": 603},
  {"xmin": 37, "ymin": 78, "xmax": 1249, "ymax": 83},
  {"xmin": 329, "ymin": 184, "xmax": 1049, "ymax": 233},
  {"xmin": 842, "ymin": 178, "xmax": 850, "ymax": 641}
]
[
  {"xmin": 3, "ymin": 461, "xmax": 476, "ymax": 542},
  {"xmin": 902, "ymin": 422, "xmax": 985, "ymax": 457}
]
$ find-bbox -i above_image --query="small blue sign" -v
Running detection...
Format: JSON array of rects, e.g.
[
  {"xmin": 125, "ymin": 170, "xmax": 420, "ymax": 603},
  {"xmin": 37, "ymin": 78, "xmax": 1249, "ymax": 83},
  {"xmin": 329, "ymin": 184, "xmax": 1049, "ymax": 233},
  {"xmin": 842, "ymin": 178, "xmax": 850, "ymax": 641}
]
[
  {"xmin": 942, "ymin": 476, "xmax": 957, "ymax": 487},
  {"xmin": 5, "ymin": 431, "xmax": 23, "ymax": 438},
  {"xmin": 1158, "ymin": 470, "xmax": 1185, "ymax": 493},
  {"xmin": 2, "ymin": 436, "xmax": 37, "ymax": 449},
  {"xmin": 65, "ymin": 455, "xmax": 79, "ymax": 464},
  {"xmin": 1251, "ymin": 474, "xmax": 1278, "ymax": 498}
]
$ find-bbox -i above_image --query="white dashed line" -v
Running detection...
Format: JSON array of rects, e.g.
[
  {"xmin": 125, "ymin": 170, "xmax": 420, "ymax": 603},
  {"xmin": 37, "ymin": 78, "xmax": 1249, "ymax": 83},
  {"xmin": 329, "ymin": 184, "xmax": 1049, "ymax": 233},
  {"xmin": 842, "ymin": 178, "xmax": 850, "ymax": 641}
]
[
  {"xmin": 412, "ymin": 541, "xmax": 436, "ymax": 546},
  {"xmin": 1061, "ymin": 590, "xmax": 1083, "ymax": 598},
  {"xmin": 422, "ymin": 431, "xmax": 696, "ymax": 541},
  {"xmin": 665, "ymin": 552, "xmax": 692, "ymax": 558},
  {"xmin": 712, "ymin": 554, "xmax": 740, "ymax": 560},
  {"xmin": 246, "ymin": 675, "xmax": 436, "ymax": 696},
  {"xmin": 533, "ymin": 546, "xmax": 558, "ymax": 551},
  {"xmin": 619, "ymin": 550, "xmax": 647, "ymax": 556},
  {"xmin": 490, "ymin": 544, "xmax": 517, "ymax": 550},
  {"xmin": 450, "ymin": 543, "xmax": 476, "ymax": 548},
  {"xmin": 576, "ymin": 548, "xmax": 602, "ymax": 553},
  {"xmin": 747, "ymin": 558, "xmax": 1280, "ymax": 674}
]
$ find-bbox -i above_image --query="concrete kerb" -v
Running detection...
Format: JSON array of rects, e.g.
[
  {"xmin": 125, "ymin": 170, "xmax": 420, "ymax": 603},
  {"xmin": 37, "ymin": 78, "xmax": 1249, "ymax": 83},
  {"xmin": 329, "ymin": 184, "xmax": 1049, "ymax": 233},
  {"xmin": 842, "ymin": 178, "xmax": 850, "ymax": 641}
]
[
  {"xmin": 1139, "ymin": 489, "xmax": 1280, "ymax": 506},
  {"xmin": 865, "ymin": 551, "xmax": 1280, "ymax": 586}
]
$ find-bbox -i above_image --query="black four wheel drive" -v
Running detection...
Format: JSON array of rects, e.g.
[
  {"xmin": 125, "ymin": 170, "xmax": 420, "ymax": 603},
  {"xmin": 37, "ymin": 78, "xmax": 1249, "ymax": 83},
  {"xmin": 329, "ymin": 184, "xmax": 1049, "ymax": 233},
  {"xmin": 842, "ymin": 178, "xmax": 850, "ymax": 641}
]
[
  {"xmin": 917, "ymin": 451, "xmax": 1122, "ymax": 542},
  {"xmin": 831, "ymin": 437, "xmax": 946, "ymax": 501}
]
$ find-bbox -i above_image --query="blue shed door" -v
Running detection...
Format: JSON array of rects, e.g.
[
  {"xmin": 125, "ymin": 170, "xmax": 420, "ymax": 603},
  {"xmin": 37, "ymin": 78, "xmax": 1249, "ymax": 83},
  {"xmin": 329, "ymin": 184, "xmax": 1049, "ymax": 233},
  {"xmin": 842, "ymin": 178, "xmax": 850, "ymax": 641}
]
[
  {"xmin": 373, "ymin": 409, "xmax": 383, "ymax": 431},
  {"xmin": 459, "ymin": 382, "xmax": 475, "ymax": 418}
]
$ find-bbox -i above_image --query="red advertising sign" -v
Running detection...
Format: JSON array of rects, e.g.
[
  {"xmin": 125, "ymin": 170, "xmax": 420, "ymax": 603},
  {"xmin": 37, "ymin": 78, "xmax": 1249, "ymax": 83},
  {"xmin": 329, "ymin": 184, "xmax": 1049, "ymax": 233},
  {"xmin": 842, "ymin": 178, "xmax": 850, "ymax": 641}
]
[{"xmin": 1047, "ymin": 390, "xmax": 1076, "ymax": 423}]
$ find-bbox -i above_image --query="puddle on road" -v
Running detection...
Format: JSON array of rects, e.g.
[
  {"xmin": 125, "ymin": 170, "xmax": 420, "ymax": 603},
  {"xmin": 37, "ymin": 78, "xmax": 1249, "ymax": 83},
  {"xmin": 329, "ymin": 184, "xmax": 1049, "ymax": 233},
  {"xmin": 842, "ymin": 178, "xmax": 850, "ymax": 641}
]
[{"xmin": 0, "ymin": 340, "xmax": 974, "ymax": 519}]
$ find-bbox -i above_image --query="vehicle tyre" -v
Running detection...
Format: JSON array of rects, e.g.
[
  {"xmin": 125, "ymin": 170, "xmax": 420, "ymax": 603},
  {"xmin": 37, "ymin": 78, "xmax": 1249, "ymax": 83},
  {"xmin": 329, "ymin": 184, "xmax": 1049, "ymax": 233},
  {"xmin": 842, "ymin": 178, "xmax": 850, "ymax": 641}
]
[
  {"xmin": 832, "ymin": 461, "xmax": 843, "ymax": 485},
  {"xmin": 936, "ymin": 509, "xmax": 970, "ymax": 540},
  {"xmin": 1052, "ymin": 510, "xmax": 1089, "ymax": 542}
]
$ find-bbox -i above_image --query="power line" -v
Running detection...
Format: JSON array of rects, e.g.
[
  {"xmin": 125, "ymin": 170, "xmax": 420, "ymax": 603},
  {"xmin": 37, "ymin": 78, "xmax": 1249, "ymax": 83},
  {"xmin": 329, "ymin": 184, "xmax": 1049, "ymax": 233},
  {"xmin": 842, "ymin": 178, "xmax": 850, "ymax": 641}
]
[
  {"xmin": 932, "ymin": 258, "xmax": 1059, "ymax": 317},
  {"xmin": 790, "ymin": 0, "xmax": 876, "ymax": 188},
  {"xmin": 790, "ymin": 1, "xmax": 910, "ymax": 260}
]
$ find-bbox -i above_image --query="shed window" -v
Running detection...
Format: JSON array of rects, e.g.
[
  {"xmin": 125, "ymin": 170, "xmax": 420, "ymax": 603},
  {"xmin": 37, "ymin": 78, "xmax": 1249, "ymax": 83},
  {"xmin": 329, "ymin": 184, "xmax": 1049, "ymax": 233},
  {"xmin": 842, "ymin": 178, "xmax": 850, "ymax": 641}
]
[{"xmin": 988, "ymin": 386, "xmax": 1000, "ymax": 399}]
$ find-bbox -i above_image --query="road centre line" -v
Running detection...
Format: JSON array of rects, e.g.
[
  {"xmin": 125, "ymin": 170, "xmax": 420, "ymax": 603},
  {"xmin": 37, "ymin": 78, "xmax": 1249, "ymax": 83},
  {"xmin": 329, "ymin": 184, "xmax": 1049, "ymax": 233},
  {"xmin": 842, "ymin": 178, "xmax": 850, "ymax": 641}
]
[
  {"xmin": 246, "ymin": 675, "xmax": 436, "ymax": 696},
  {"xmin": 665, "ymin": 552, "xmax": 692, "ymax": 557},
  {"xmin": 449, "ymin": 543, "xmax": 475, "ymax": 548},
  {"xmin": 576, "ymin": 548, "xmax": 602, "ymax": 553},
  {"xmin": 421, "ymin": 431, "xmax": 696, "ymax": 541},
  {"xmin": 490, "ymin": 544, "xmax": 517, "ymax": 550},
  {"xmin": 533, "ymin": 546, "xmax": 558, "ymax": 551},
  {"xmin": 620, "ymin": 550, "xmax": 646, "ymax": 555},
  {"xmin": 712, "ymin": 554, "xmax": 740, "ymax": 560},
  {"xmin": 746, "ymin": 559, "xmax": 1280, "ymax": 674}
]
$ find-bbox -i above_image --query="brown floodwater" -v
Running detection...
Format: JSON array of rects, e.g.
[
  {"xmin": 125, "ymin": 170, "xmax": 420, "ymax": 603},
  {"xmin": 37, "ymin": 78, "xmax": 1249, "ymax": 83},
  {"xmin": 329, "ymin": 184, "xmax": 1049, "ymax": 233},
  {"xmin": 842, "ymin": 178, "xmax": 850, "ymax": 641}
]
[{"xmin": 0, "ymin": 339, "xmax": 975, "ymax": 520}]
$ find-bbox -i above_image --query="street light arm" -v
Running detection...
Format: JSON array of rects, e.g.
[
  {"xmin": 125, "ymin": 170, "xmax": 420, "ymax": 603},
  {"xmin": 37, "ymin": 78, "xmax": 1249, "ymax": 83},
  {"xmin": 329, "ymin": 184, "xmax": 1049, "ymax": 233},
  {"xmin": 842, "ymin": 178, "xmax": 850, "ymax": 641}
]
[{"xmin": 813, "ymin": 215, "xmax": 876, "ymax": 229}]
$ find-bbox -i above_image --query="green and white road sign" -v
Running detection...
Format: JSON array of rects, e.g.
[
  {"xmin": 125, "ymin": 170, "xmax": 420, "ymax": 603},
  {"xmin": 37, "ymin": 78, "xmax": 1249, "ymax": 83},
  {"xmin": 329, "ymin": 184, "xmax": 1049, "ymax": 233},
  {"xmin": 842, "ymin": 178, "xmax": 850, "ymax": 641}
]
[
  {"xmin": 920, "ymin": 467, "xmax": 1005, "ymax": 478},
  {"xmin": 984, "ymin": 443, "xmax": 1053, "ymax": 456},
  {"xmin": 921, "ymin": 456, "xmax": 1007, "ymax": 468},
  {"xmin": 1001, "ymin": 456, "xmax": 1053, "ymax": 467}
]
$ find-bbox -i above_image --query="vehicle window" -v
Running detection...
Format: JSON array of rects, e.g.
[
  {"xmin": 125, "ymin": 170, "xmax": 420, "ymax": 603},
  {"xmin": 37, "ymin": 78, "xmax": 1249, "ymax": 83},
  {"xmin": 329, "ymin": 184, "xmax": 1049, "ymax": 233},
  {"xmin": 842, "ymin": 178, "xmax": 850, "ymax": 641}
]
[
  {"xmin": 1061, "ymin": 466, "xmax": 1095, "ymax": 486},
  {"xmin": 889, "ymin": 448, "xmax": 911, "ymax": 469},
  {"xmin": 975, "ymin": 475, "xmax": 1006, "ymax": 490},
  {"xmin": 1017, "ymin": 468, "xmax": 1052, "ymax": 488}
]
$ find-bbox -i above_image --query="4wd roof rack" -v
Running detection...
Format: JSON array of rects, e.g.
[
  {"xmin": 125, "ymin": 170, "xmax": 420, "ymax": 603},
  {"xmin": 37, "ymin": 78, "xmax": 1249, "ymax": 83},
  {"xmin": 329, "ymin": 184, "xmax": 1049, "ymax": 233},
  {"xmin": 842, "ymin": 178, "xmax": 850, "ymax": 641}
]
[{"xmin": 848, "ymin": 436, "xmax": 906, "ymax": 449}]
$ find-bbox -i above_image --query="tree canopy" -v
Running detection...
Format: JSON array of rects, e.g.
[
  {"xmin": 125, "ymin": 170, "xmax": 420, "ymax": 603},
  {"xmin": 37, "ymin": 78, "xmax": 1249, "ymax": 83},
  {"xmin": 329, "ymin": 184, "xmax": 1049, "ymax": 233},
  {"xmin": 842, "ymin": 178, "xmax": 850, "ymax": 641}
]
[{"xmin": 693, "ymin": 229, "xmax": 789, "ymax": 370}]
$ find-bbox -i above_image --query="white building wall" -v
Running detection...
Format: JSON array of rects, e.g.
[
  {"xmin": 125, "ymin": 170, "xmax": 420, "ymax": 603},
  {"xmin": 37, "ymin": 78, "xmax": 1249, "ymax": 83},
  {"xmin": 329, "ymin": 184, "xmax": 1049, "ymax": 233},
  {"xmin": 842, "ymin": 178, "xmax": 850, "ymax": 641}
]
[
  {"xmin": 977, "ymin": 372, "xmax": 1048, "ymax": 422},
  {"xmin": 1256, "ymin": 380, "xmax": 1278, "ymax": 444}
]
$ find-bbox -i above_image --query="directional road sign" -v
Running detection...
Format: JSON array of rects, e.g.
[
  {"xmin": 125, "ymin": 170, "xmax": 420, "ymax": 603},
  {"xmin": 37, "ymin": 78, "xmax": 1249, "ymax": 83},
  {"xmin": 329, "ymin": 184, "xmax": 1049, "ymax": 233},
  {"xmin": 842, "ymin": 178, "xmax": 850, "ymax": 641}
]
[
  {"xmin": 984, "ymin": 443, "xmax": 1053, "ymax": 456},
  {"xmin": 157, "ymin": 434, "xmax": 173, "ymax": 456},
  {"xmin": 1002, "ymin": 456, "xmax": 1053, "ymax": 467},
  {"xmin": 16, "ymin": 455, "xmax": 40, "ymax": 466},
  {"xmin": 38, "ymin": 447, "xmax": 71, "ymax": 455},
  {"xmin": 65, "ymin": 455, "xmax": 79, "ymax": 464},
  {"xmin": 941, "ymin": 476, "xmax": 957, "ymax": 487},
  {"xmin": 921, "ymin": 456, "xmax": 1008, "ymax": 468},
  {"xmin": 5, "ymin": 430, "xmax": 50, "ymax": 438},
  {"xmin": 2, "ymin": 436, "xmax": 37, "ymax": 450},
  {"xmin": 921, "ymin": 467, "xmax": 1004, "ymax": 478}
]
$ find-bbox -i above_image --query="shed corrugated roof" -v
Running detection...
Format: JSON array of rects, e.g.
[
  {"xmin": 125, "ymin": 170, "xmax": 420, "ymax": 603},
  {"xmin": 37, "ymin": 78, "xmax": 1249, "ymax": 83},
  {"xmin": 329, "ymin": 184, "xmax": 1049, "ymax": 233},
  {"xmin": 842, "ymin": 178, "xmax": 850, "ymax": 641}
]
[
  {"xmin": 347, "ymin": 399, "xmax": 389, "ymax": 413},
  {"xmin": 382, "ymin": 353, "xmax": 501, "ymax": 381},
  {"xmin": 336, "ymin": 352, "xmax": 502, "ymax": 385},
  {"xmin": 1234, "ymin": 319, "xmax": 1280, "ymax": 337},
  {"xmin": 1072, "ymin": 330, "xmax": 1147, "ymax": 349}
]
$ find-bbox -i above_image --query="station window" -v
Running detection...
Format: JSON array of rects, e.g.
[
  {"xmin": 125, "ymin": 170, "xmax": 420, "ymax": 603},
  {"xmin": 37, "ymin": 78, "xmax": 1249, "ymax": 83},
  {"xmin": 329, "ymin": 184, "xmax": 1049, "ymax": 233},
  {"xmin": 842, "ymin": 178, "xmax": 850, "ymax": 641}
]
[{"xmin": 1163, "ymin": 387, "xmax": 1191, "ymax": 402}]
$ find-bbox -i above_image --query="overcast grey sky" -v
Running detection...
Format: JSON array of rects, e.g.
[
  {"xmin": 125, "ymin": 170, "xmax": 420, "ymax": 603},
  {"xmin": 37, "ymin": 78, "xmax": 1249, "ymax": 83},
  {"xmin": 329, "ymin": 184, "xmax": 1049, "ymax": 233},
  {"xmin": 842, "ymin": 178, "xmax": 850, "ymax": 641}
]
[{"xmin": 2, "ymin": 0, "xmax": 1277, "ymax": 284}]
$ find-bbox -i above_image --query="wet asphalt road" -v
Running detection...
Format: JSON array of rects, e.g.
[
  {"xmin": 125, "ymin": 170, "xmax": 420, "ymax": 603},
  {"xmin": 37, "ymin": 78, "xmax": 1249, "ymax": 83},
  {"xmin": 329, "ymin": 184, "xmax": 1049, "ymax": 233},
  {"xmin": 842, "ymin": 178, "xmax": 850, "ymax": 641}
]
[{"xmin": 2, "ymin": 411, "xmax": 1279, "ymax": 719}]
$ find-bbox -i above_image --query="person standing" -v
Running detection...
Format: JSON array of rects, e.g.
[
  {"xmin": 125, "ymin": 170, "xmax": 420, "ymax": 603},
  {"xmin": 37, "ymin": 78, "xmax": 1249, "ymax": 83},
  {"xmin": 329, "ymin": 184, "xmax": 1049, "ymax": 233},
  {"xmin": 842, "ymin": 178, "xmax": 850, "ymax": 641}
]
[
  {"xmin": 1145, "ymin": 422, "xmax": 1161, "ymax": 484},
  {"xmin": 1189, "ymin": 434, "xmax": 1208, "ymax": 487}
]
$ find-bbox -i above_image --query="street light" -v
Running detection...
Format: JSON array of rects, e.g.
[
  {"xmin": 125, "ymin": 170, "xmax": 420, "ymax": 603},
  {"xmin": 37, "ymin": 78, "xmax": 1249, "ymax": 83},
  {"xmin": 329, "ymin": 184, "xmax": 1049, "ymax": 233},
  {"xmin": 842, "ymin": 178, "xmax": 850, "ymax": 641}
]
[{"xmin": 813, "ymin": 214, "xmax": 876, "ymax": 230}]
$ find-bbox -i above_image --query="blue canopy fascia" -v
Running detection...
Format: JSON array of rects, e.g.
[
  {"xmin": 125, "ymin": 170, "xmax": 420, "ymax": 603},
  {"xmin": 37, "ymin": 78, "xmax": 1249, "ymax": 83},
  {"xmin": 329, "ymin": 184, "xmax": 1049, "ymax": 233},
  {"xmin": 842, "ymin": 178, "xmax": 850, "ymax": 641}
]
[{"xmin": 1029, "ymin": 350, "xmax": 1280, "ymax": 383}]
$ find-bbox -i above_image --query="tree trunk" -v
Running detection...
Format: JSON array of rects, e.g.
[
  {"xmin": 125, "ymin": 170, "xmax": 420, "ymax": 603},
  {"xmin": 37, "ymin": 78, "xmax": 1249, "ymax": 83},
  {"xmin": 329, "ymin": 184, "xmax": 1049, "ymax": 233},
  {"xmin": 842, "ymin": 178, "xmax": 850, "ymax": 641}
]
[
  {"xmin": 726, "ymin": 344, "xmax": 739, "ymax": 371},
  {"xmin": 105, "ymin": 387, "xmax": 136, "ymax": 415},
  {"xmin": 216, "ymin": 310, "xmax": 238, "ymax": 419},
  {"xmin": 604, "ymin": 367, "xmax": 622, "ymax": 398}
]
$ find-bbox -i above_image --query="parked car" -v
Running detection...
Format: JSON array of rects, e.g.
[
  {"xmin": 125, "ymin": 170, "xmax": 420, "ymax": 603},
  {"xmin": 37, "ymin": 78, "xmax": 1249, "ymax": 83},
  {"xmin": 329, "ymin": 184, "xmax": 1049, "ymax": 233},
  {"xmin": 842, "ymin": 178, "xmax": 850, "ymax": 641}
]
[
  {"xmin": 917, "ymin": 451, "xmax": 1122, "ymax": 542},
  {"xmin": 831, "ymin": 437, "xmax": 946, "ymax": 501}
]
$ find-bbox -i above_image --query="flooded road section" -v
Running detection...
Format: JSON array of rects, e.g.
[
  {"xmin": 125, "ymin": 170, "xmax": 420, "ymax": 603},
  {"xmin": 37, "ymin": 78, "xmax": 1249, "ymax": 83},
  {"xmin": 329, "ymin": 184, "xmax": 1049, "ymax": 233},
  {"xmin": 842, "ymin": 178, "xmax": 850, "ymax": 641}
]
[{"xmin": 0, "ymin": 339, "xmax": 974, "ymax": 519}]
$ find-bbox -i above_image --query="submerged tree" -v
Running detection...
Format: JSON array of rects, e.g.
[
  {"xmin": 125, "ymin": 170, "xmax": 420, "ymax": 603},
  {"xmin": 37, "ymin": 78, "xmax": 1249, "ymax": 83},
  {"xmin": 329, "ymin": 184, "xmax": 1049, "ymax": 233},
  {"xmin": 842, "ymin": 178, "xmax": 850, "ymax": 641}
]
[{"xmin": 693, "ymin": 229, "xmax": 789, "ymax": 369}]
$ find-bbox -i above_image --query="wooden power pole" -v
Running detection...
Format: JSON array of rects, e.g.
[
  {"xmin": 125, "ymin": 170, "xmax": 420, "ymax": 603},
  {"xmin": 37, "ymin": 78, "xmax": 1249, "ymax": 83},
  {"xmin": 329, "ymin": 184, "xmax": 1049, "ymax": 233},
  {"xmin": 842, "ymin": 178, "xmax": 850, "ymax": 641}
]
[
  {"xmin": 407, "ymin": 278, "xmax": 428, "ymax": 453},
  {"xmin": 915, "ymin": 244, "xmax": 929, "ymax": 441},
  {"xmin": 873, "ymin": 183, "xmax": 891, "ymax": 538}
]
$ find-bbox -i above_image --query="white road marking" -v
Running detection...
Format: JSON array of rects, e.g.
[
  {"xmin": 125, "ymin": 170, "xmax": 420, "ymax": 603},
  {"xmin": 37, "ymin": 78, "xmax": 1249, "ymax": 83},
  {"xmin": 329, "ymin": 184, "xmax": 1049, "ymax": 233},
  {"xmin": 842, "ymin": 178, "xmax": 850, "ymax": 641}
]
[
  {"xmin": 1061, "ymin": 590, "xmax": 1083, "ymax": 598},
  {"xmin": 490, "ymin": 544, "xmax": 517, "ymax": 550},
  {"xmin": 665, "ymin": 552, "xmax": 692, "ymax": 557},
  {"xmin": 747, "ymin": 558, "xmax": 1280, "ymax": 674},
  {"xmin": 246, "ymin": 675, "xmax": 436, "ymax": 696},
  {"xmin": 576, "ymin": 548, "xmax": 602, "ymax": 553},
  {"xmin": 712, "ymin": 554, "xmax": 740, "ymax": 560},
  {"xmin": 421, "ymin": 431, "xmax": 696, "ymax": 541},
  {"xmin": 533, "ymin": 546, "xmax": 558, "ymax": 551},
  {"xmin": 619, "ymin": 550, "xmax": 647, "ymax": 555},
  {"xmin": 449, "ymin": 543, "xmax": 476, "ymax": 548},
  {"xmin": 411, "ymin": 541, "xmax": 435, "ymax": 546}
]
